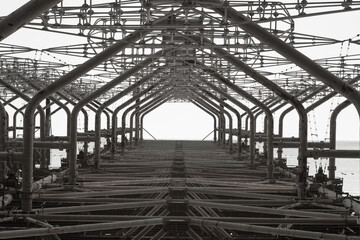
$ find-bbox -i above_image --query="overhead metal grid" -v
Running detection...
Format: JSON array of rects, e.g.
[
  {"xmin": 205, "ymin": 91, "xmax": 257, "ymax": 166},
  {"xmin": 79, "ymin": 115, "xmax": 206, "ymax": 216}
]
[{"xmin": 0, "ymin": 0, "xmax": 359, "ymax": 239}]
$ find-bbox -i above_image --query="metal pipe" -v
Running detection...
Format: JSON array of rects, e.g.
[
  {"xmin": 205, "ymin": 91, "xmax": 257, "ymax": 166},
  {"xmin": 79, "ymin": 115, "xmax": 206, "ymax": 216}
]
[
  {"xmin": 0, "ymin": 101, "xmax": 7, "ymax": 182},
  {"xmin": 187, "ymin": 228, "xmax": 203, "ymax": 240},
  {"xmin": 4, "ymin": 141, "xmax": 70, "ymax": 150},
  {"xmin": 0, "ymin": 79, "xmax": 47, "ymax": 167},
  {"xmin": 43, "ymin": 136, "xmax": 95, "ymax": 142},
  {"xmin": 4, "ymin": 213, "xmax": 357, "ymax": 225},
  {"xmin": 242, "ymin": 99, "xmax": 274, "ymax": 144},
  {"xmin": 191, "ymin": 88, "xmax": 237, "ymax": 153},
  {"xmin": 131, "ymin": 94, "xmax": 178, "ymax": 147},
  {"xmin": 193, "ymin": 35, "xmax": 307, "ymax": 196},
  {"xmin": 30, "ymin": 200, "xmax": 166, "ymax": 214},
  {"xmin": 329, "ymin": 100, "xmax": 352, "ymax": 179},
  {"xmin": 192, "ymin": 90, "xmax": 233, "ymax": 151},
  {"xmin": 188, "ymin": 187, "xmax": 293, "ymax": 200},
  {"xmin": 195, "ymin": 64, "xmax": 275, "ymax": 179},
  {"xmin": 12, "ymin": 105, "xmax": 25, "ymax": 139},
  {"xmin": 0, "ymin": 218, "xmax": 163, "ymax": 239},
  {"xmin": 102, "ymin": 109, "xmax": 111, "ymax": 146},
  {"xmin": 192, "ymin": 102, "xmax": 217, "ymax": 142},
  {"xmin": 307, "ymin": 149, "xmax": 360, "ymax": 158},
  {"xmin": 112, "ymin": 83, "xmax": 170, "ymax": 153},
  {"xmin": 120, "ymin": 88, "xmax": 173, "ymax": 154},
  {"xmin": 0, "ymin": 101, "xmax": 7, "ymax": 152},
  {"xmin": 210, "ymin": 0, "xmax": 360, "ymax": 116},
  {"xmin": 2, "ymin": 95, "xmax": 19, "ymax": 107},
  {"xmin": 192, "ymin": 98, "xmax": 225, "ymax": 146},
  {"xmin": 278, "ymin": 77, "xmax": 358, "ymax": 154},
  {"xmin": 273, "ymin": 141, "xmax": 330, "ymax": 148},
  {"xmin": 191, "ymin": 92, "xmax": 228, "ymax": 147},
  {"xmin": 36, "ymin": 187, "xmax": 168, "ymax": 198},
  {"xmin": 139, "ymin": 99, "xmax": 171, "ymax": 142},
  {"xmin": 193, "ymin": 74, "xmax": 256, "ymax": 166},
  {"xmin": 194, "ymin": 84, "xmax": 242, "ymax": 157},
  {"xmin": 28, "ymin": 82, "xmax": 71, "ymax": 165},
  {"xmin": 94, "ymin": 69, "xmax": 163, "ymax": 166},
  {"xmin": 21, "ymin": 19, "xmax": 169, "ymax": 212},
  {"xmin": 0, "ymin": 0, "xmax": 62, "ymax": 41},
  {"xmin": 24, "ymin": 217, "xmax": 60, "ymax": 240},
  {"xmin": 47, "ymin": 90, "xmax": 94, "ymax": 159},
  {"xmin": 188, "ymin": 200, "xmax": 347, "ymax": 219},
  {"xmin": 190, "ymin": 218, "xmax": 360, "ymax": 240},
  {"xmin": 149, "ymin": 229, "xmax": 167, "ymax": 240},
  {"xmin": 69, "ymin": 51, "xmax": 166, "ymax": 185}
]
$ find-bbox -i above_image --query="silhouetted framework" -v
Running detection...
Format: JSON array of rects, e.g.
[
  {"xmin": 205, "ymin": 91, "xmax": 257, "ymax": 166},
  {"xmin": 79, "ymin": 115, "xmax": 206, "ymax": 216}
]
[{"xmin": 0, "ymin": 0, "xmax": 360, "ymax": 239}]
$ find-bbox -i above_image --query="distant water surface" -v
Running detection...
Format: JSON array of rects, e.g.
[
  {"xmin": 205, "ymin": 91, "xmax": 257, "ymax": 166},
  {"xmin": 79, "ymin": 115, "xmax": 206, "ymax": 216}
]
[{"xmin": 282, "ymin": 140, "xmax": 360, "ymax": 196}]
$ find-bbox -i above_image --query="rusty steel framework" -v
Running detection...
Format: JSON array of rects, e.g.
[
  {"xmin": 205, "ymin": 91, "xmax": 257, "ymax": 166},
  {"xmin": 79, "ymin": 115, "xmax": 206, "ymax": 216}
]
[{"xmin": 0, "ymin": 0, "xmax": 360, "ymax": 239}]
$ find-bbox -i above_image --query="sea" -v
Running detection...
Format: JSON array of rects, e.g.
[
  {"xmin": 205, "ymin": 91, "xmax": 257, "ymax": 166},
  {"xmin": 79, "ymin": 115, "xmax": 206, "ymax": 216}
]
[
  {"xmin": 281, "ymin": 140, "xmax": 360, "ymax": 197},
  {"xmin": 49, "ymin": 140, "xmax": 360, "ymax": 197}
]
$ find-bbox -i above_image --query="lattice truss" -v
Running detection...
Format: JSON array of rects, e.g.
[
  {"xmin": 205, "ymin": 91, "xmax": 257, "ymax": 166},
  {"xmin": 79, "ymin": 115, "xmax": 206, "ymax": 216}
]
[{"xmin": 1, "ymin": 0, "xmax": 360, "ymax": 106}]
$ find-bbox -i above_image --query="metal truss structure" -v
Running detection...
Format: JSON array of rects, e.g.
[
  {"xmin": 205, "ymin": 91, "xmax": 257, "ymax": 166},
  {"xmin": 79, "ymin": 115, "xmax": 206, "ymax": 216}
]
[{"xmin": 0, "ymin": 0, "xmax": 360, "ymax": 239}]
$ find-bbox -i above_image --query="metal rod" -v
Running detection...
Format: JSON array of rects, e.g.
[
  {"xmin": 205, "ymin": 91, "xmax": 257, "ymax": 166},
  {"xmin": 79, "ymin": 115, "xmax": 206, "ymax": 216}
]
[
  {"xmin": 139, "ymin": 99, "xmax": 170, "ymax": 142},
  {"xmin": 94, "ymin": 70, "xmax": 164, "ymax": 165},
  {"xmin": 0, "ymin": 218, "xmax": 163, "ymax": 239},
  {"xmin": 69, "ymin": 51, "xmax": 166, "ymax": 184},
  {"xmin": 0, "ymin": 0, "xmax": 62, "ymax": 41},
  {"xmin": 307, "ymin": 149, "xmax": 360, "ymax": 158},
  {"xmin": 195, "ymin": 64, "xmax": 274, "ymax": 178},
  {"xmin": 36, "ymin": 187, "xmax": 168, "ymax": 198},
  {"xmin": 129, "ymin": 93, "xmax": 175, "ymax": 148},
  {"xmin": 329, "ymin": 100, "xmax": 351, "ymax": 179},
  {"xmin": 195, "ymin": 84, "xmax": 242, "ymax": 157},
  {"xmin": 21, "ymin": 18, "xmax": 171, "ymax": 211},
  {"xmin": 210, "ymin": 0, "xmax": 360, "ymax": 115},
  {"xmin": 193, "ymin": 74, "xmax": 256, "ymax": 166},
  {"xmin": 29, "ymin": 200, "xmax": 166, "ymax": 214},
  {"xmin": 190, "ymin": 218, "xmax": 360, "ymax": 240},
  {"xmin": 192, "ymin": 90, "xmax": 233, "ymax": 152},
  {"xmin": 120, "ymin": 89, "xmax": 173, "ymax": 154},
  {"xmin": 193, "ymin": 35, "xmax": 307, "ymax": 197},
  {"xmin": 193, "ymin": 103, "xmax": 217, "ymax": 142}
]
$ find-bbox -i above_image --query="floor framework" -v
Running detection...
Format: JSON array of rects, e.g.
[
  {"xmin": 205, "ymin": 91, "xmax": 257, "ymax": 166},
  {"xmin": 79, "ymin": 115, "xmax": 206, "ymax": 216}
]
[{"xmin": 0, "ymin": 0, "xmax": 360, "ymax": 238}]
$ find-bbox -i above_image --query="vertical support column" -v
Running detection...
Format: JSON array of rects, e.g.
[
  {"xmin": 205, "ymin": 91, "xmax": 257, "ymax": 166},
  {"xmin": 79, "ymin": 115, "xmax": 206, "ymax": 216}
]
[
  {"xmin": 195, "ymin": 87, "xmax": 240, "ymax": 155},
  {"xmin": 45, "ymin": 98, "xmax": 51, "ymax": 167},
  {"xmin": 329, "ymin": 100, "xmax": 351, "ymax": 180},
  {"xmin": 13, "ymin": 107, "xmax": 25, "ymax": 139},
  {"xmin": 81, "ymin": 109, "xmax": 89, "ymax": 161},
  {"xmin": 0, "ymin": 101, "xmax": 7, "ymax": 181},
  {"xmin": 196, "ymin": 75, "xmax": 256, "ymax": 166},
  {"xmin": 192, "ymin": 102, "xmax": 217, "ymax": 143},
  {"xmin": 111, "ymin": 115, "xmax": 118, "ymax": 155},
  {"xmin": 120, "ymin": 92, "xmax": 170, "ymax": 154},
  {"xmin": 102, "ymin": 110, "xmax": 111, "ymax": 148},
  {"xmin": 21, "ymin": 24, "xmax": 159, "ymax": 212},
  {"xmin": 218, "ymin": 115, "xmax": 222, "ymax": 146},
  {"xmin": 134, "ymin": 87, "xmax": 141, "ymax": 147},
  {"xmin": 139, "ymin": 98, "xmax": 170, "ymax": 142},
  {"xmin": 94, "ymin": 110, "xmax": 102, "ymax": 169},
  {"xmin": 135, "ymin": 112, "xmax": 140, "ymax": 146}
]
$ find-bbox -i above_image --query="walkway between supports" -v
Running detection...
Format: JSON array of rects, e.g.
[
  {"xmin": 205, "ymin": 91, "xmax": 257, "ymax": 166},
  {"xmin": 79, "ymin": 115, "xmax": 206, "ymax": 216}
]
[{"xmin": 1, "ymin": 140, "xmax": 359, "ymax": 239}]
